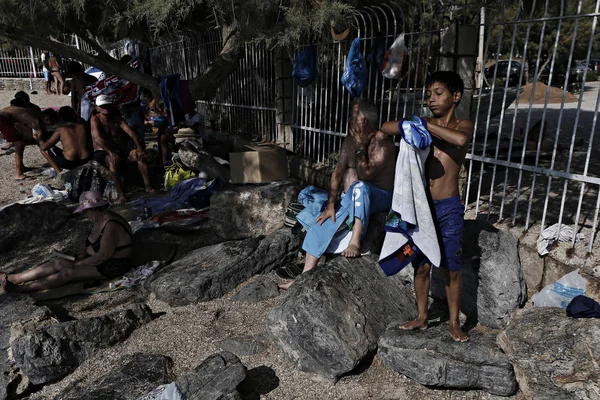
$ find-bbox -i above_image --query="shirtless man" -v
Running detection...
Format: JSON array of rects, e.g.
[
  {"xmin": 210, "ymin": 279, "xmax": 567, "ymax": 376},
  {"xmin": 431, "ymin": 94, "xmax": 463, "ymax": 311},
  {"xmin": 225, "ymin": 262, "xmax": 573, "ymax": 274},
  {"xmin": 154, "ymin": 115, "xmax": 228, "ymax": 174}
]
[
  {"xmin": 90, "ymin": 94, "xmax": 154, "ymax": 203},
  {"xmin": 0, "ymin": 106, "xmax": 45, "ymax": 180},
  {"xmin": 381, "ymin": 71, "xmax": 474, "ymax": 342},
  {"xmin": 68, "ymin": 61, "xmax": 97, "ymax": 119},
  {"xmin": 14, "ymin": 91, "xmax": 43, "ymax": 117},
  {"xmin": 39, "ymin": 107, "xmax": 91, "ymax": 174},
  {"xmin": 279, "ymin": 98, "xmax": 396, "ymax": 289}
]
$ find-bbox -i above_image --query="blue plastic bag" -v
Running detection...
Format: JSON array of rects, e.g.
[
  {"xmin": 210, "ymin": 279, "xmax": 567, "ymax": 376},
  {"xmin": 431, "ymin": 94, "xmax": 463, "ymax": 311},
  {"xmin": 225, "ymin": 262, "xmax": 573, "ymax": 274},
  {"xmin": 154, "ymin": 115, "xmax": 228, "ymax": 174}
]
[
  {"xmin": 341, "ymin": 37, "xmax": 367, "ymax": 97},
  {"xmin": 292, "ymin": 45, "xmax": 317, "ymax": 87}
]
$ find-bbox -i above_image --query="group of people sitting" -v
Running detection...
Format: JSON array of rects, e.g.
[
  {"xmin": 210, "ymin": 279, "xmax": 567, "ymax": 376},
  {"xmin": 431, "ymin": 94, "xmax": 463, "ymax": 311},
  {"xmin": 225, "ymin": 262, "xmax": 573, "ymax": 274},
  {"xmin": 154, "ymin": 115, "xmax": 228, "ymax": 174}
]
[{"xmin": 0, "ymin": 69, "xmax": 472, "ymax": 342}]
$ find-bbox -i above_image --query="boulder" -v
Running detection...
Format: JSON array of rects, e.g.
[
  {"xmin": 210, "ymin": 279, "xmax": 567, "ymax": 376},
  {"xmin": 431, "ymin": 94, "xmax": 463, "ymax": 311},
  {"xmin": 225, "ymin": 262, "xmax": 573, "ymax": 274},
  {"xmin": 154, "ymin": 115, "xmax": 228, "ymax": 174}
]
[
  {"xmin": 397, "ymin": 220, "xmax": 527, "ymax": 329},
  {"xmin": 268, "ymin": 256, "xmax": 417, "ymax": 380},
  {"xmin": 210, "ymin": 181, "xmax": 300, "ymax": 240},
  {"xmin": 232, "ymin": 275, "xmax": 280, "ymax": 303},
  {"xmin": 12, "ymin": 304, "xmax": 153, "ymax": 385},
  {"xmin": 0, "ymin": 295, "xmax": 58, "ymax": 400},
  {"xmin": 175, "ymin": 351, "xmax": 246, "ymax": 400},
  {"xmin": 179, "ymin": 146, "xmax": 230, "ymax": 181},
  {"xmin": 220, "ymin": 334, "xmax": 269, "ymax": 357},
  {"xmin": 55, "ymin": 353, "xmax": 174, "ymax": 400},
  {"xmin": 497, "ymin": 307, "xmax": 600, "ymax": 399},
  {"xmin": 148, "ymin": 229, "xmax": 298, "ymax": 306},
  {"xmin": 378, "ymin": 325, "xmax": 517, "ymax": 396}
]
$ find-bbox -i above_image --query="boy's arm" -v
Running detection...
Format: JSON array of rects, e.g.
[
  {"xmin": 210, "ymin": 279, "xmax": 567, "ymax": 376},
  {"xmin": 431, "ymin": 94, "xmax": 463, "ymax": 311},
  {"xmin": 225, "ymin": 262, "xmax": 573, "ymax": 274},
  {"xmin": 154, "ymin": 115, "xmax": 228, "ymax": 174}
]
[
  {"xmin": 425, "ymin": 119, "xmax": 474, "ymax": 147},
  {"xmin": 381, "ymin": 120, "xmax": 402, "ymax": 136},
  {"xmin": 38, "ymin": 129, "xmax": 63, "ymax": 173}
]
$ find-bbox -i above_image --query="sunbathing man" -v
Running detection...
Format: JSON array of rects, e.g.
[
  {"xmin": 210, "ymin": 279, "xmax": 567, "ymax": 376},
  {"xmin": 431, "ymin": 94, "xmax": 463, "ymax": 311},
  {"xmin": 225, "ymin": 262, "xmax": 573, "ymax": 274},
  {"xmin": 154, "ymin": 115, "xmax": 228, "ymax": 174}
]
[
  {"xmin": 0, "ymin": 106, "xmax": 45, "ymax": 180},
  {"xmin": 91, "ymin": 94, "xmax": 155, "ymax": 203},
  {"xmin": 279, "ymin": 98, "xmax": 396, "ymax": 289},
  {"xmin": 381, "ymin": 71, "xmax": 474, "ymax": 342},
  {"xmin": 39, "ymin": 107, "xmax": 91, "ymax": 174}
]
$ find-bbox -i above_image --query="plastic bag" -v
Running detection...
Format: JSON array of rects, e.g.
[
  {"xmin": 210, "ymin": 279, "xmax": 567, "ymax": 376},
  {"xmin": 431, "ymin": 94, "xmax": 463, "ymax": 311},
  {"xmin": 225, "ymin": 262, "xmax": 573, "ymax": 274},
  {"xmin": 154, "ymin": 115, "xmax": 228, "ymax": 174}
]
[
  {"xmin": 341, "ymin": 37, "xmax": 367, "ymax": 97},
  {"xmin": 292, "ymin": 45, "xmax": 317, "ymax": 88},
  {"xmin": 382, "ymin": 34, "xmax": 408, "ymax": 79},
  {"xmin": 531, "ymin": 269, "xmax": 587, "ymax": 308},
  {"xmin": 164, "ymin": 160, "xmax": 196, "ymax": 191},
  {"xmin": 31, "ymin": 183, "xmax": 54, "ymax": 198}
]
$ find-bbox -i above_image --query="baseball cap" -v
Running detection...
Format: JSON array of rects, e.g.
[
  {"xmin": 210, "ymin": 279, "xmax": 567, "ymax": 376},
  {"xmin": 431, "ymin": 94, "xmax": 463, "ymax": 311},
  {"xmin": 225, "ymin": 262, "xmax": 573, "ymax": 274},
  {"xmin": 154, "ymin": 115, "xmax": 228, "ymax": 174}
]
[{"xmin": 96, "ymin": 94, "xmax": 114, "ymax": 107}]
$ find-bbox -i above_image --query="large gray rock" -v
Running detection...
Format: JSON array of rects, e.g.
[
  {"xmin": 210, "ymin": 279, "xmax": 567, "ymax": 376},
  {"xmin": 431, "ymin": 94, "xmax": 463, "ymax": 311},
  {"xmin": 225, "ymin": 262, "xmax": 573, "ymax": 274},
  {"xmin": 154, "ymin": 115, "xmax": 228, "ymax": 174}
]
[
  {"xmin": 378, "ymin": 325, "xmax": 517, "ymax": 396},
  {"xmin": 0, "ymin": 295, "xmax": 58, "ymax": 400},
  {"xmin": 12, "ymin": 304, "xmax": 153, "ymax": 385},
  {"xmin": 179, "ymin": 146, "xmax": 230, "ymax": 181},
  {"xmin": 176, "ymin": 351, "xmax": 246, "ymax": 400},
  {"xmin": 268, "ymin": 256, "xmax": 417, "ymax": 380},
  {"xmin": 55, "ymin": 353, "xmax": 174, "ymax": 400},
  {"xmin": 497, "ymin": 307, "xmax": 600, "ymax": 399},
  {"xmin": 149, "ymin": 229, "xmax": 298, "ymax": 306},
  {"xmin": 210, "ymin": 181, "xmax": 300, "ymax": 240},
  {"xmin": 397, "ymin": 220, "xmax": 527, "ymax": 329},
  {"xmin": 232, "ymin": 275, "xmax": 280, "ymax": 303},
  {"xmin": 220, "ymin": 334, "xmax": 269, "ymax": 357}
]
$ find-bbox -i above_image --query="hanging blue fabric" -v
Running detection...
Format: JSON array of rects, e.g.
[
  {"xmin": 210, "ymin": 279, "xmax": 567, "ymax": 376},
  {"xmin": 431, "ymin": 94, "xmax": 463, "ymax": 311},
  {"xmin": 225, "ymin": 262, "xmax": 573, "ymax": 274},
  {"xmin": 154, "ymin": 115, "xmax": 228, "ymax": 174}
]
[
  {"xmin": 159, "ymin": 74, "xmax": 184, "ymax": 129},
  {"xmin": 341, "ymin": 37, "xmax": 367, "ymax": 97},
  {"xmin": 292, "ymin": 45, "xmax": 317, "ymax": 87}
]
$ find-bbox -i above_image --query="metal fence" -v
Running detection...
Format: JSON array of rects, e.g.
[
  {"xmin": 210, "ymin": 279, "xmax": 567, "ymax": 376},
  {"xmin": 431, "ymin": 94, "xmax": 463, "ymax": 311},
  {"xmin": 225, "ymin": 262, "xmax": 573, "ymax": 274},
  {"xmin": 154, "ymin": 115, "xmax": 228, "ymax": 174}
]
[{"xmin": 147, "ymin": 0, "xmax": 600, "ymax": 250}]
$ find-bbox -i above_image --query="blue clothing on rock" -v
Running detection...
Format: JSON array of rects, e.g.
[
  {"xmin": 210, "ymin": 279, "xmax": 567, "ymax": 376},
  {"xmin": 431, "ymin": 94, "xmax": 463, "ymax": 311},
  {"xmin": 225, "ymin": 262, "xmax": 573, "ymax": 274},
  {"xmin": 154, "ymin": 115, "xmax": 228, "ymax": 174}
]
[{"xmin": 301, "ymin": 181, "xmax": 392, "ymax": 259}]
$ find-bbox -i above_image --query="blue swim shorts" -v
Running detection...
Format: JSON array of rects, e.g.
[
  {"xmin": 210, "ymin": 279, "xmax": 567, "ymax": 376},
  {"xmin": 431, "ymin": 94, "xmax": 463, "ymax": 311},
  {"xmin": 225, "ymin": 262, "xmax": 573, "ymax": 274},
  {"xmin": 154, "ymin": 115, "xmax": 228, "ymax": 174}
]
[
  {"xmin": 413, "ymin": 195, "xmax": 464, "ymax": 271},
  {"xmin": 43, "ymin": 70, "xmax": 51, "ymax": 81}
]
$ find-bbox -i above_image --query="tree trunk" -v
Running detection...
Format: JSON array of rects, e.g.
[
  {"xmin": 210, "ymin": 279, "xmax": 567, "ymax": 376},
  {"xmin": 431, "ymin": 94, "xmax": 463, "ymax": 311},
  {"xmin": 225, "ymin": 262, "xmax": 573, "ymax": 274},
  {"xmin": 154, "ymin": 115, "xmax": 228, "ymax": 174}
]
[
  {"xmin": 0, "ymin": 25, "xmax": 160, "ymax": 94},
  {"xmin": 189, "ymin": 23, "xmax": 245, "ymax": 101}
]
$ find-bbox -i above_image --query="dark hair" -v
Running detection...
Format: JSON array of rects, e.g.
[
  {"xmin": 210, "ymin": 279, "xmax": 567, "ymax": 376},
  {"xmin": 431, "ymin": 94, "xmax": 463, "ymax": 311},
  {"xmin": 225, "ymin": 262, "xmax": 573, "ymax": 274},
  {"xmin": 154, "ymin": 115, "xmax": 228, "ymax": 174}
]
[
  {"xmin": 120, "ymin": 55, "xmax": 133, "ymax": 64},
  {"xmin": 425, "ymin": 71, "xmax": 464, "ymax": 98},
  {"xmin": 10, "ymin": 98, "xmax": 26, "ymax": 108},
  {"xmin": 59, "ymin": 106, "xmax": 77, "ymax": 123},
  {"xmin": 14, "ymin": 91, "xmax": 29, "ymax": 102},
  {"xmin": 42, "ymin": 108, "xmax": 59, "ymax": 123},
  {"xmin": 68, "ymin": 61, "xmax": 85, "ymax": 75},
  {"xmin": 350, "ymin": 98, "xmax": 379, "ymax": 128}
]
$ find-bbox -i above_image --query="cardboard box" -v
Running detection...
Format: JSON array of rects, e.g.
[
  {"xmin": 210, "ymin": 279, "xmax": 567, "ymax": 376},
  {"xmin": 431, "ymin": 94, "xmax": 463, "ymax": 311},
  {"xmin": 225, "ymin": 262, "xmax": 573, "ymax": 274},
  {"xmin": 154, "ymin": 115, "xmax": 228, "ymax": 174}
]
[{"xmin": 229, "ymin": 144, "xmax": 289, "ymax": 184}]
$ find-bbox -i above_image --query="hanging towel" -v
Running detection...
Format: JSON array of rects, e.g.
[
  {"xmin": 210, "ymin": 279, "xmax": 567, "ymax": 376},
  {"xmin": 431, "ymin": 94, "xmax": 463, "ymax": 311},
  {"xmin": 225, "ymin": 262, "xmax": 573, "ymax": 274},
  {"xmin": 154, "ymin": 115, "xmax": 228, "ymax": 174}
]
[{"xmin": 378, "ymin": 118, "xmax": 440, "ymax": 276}]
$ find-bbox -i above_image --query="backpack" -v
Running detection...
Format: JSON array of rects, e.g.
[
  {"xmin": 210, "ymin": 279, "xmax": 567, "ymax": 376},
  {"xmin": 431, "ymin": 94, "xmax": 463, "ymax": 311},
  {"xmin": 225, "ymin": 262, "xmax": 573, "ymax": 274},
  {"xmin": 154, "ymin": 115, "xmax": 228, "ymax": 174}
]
[{"xmin": 68, "ymin": 167, "xmax": 106, "ymax": 202}]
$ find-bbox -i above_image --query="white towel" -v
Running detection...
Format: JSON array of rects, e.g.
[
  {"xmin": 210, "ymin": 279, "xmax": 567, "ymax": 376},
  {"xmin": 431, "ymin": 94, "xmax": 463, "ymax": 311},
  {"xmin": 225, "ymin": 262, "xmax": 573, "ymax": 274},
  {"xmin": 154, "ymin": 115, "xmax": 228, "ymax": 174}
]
[{"xmin": 379, "ymin": 138, "xmax": 441, "ymax": 270}]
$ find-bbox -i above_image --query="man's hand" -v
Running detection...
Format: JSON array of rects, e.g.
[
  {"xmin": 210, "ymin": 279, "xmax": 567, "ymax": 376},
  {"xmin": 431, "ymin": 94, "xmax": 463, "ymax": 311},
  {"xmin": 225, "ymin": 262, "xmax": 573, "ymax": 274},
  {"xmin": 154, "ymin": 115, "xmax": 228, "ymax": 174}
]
[
  {"xmin": 135, "ymin": 148, "xmax": 146, "ymax": 162},
  {"xmin": 350, "ymin": 122, "xmax": 375, "ymax": 148},
  {"xmin": 316, "ymin": 205, "xmax": 336, "ymax": 225}
]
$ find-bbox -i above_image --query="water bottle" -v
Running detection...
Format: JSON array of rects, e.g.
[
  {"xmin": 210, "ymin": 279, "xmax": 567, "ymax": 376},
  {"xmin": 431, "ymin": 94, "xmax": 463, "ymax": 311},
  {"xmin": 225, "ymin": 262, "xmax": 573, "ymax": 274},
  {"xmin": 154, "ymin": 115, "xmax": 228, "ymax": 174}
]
[{"xmin": 18, "ymin": 182, "xmax": 26, "ymax": 197}]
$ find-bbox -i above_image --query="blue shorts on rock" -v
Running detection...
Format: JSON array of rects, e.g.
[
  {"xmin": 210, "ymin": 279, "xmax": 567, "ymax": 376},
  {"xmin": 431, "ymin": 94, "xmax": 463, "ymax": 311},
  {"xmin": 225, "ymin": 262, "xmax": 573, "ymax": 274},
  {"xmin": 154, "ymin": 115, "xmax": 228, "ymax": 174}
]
[{"xmin": 413, "ymin": 195, "xmax": 464, "ymax": 271}]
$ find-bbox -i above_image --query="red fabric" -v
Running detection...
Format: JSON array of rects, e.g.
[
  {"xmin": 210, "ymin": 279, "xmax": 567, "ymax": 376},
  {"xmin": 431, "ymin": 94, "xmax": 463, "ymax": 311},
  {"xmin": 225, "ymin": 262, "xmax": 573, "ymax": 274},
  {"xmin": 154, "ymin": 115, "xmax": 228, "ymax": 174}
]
[{"xmin": 0, "ymin": 115, "xmax": 18, "ymax": 142}]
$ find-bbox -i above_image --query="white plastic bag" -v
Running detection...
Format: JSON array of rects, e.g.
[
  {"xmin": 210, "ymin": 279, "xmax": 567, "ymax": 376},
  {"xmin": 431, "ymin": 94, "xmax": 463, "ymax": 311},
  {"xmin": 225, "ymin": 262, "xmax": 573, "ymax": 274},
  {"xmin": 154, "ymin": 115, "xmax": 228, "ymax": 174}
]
[
  {"xmin": 382, "ymin": 34, "xmax": 408, "ymax": 79},
  {"xmin": 531, "ymin": 269, "xmax": 587, "ymax": 308},
  {"xmin": 136, "ymin": 382, "xmax": 184, "ymax": 400}
]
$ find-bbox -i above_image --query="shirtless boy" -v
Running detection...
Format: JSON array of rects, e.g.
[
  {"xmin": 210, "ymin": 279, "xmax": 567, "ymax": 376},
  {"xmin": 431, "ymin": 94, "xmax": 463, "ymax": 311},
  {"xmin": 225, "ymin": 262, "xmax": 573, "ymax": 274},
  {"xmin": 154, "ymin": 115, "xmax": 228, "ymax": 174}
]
[
  {"xmin": 40, "ymin": 107, "xmax": 91, "ymax": 174},
  {"xmin": 0, "ymin": 106, "xmax": 45, "ymax": 180},
  {"xmin": 280, "ymin": 98, "xmax": 396, "ymax": 289},
  {"xmin": 90, "ymin": 94, "xmax": 154, "ymax": 203},
  {"xmin": 381, "ymin": 71, "xmax": 473, "ymax": 342}
]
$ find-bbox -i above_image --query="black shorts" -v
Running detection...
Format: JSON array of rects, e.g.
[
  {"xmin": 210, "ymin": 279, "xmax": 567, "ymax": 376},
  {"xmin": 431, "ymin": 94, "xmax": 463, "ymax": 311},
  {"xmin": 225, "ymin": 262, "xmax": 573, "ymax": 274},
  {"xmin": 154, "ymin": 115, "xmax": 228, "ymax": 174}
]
[
  {"xmin": 94, "ymin": 142, "xmax": 137, "ymax": 168},
  {"xmin": 95, "ymin": 258, "xmax": 132, "ymax": 279},
  {"xmin": 48, "ymin": 146, "xmax": 89, "ymax": 170}
]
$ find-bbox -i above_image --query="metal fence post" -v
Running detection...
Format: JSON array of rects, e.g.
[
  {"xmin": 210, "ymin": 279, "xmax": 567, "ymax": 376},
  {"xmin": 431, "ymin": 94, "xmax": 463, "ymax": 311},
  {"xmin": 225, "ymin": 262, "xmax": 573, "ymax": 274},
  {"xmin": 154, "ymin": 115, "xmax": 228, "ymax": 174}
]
[{"xmin": 28, "ymin": 46, "xmax": 36, "ymax": 90}]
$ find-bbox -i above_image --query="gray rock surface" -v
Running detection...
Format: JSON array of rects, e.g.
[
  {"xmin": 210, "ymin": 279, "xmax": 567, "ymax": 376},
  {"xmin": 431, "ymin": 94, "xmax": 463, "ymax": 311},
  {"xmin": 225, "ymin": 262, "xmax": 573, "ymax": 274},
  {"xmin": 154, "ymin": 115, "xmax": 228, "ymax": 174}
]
[
  {"xmin": 378, "ymin": 325, "xmax": 517, "ymax": 396},
  {"xmin": 497, "ymin": 307, "xmax": 600, "ymax": 399},
  {"xmin": 55, "ymin": 353, "xmax": 174, "ymax": 400},
  {"xmin": 220, "ymin": 334, "xmax": 269, "ymax": 356},
  {"xmin": 149, "ymin": 229, "xmax": 298, "ymax": 306},
  {"xmin": 210, "ymin": 181, "xmax": 300, "ymax": 240},
  {"xmin": 176, "ymin": 351, "xmax": 246, "ymax": 400},
  {"xmin": 179, "ymin": 146, "xmax": 230, "ymax": 181},
  {"xmin": 268, "ymin": 256, "xmax": 417, "ymax": 380},
  {"xmin": 232, "ymin": 275, "xmax": 280, "ymax": 303},
  {"xmin": 0, "ymin": 295, "xmax": 58, "ymax": 400},
  {"xmin": 12, "ymin": 304, "xmax": 153, "ymax": 385}
]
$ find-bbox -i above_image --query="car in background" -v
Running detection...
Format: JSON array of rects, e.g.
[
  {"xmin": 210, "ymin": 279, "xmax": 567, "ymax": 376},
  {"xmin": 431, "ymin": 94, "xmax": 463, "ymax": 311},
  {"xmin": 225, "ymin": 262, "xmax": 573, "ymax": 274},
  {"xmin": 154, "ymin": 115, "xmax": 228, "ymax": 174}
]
[
  {"xmin": 484, "ymin": 60, "xmax": 524, "ymax": 86},
  {"xmin": 573, "ymin": 61, "xmax": 592, "ymax": 74}
]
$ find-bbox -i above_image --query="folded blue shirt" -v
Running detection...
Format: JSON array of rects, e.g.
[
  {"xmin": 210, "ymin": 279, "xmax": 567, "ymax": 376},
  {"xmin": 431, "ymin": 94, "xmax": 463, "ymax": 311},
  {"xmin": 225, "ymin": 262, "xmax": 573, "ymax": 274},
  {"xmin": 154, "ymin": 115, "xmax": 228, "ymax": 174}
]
[{"xmin": 399, "ymin": 115, "xmax": 432, "ymax": 150}]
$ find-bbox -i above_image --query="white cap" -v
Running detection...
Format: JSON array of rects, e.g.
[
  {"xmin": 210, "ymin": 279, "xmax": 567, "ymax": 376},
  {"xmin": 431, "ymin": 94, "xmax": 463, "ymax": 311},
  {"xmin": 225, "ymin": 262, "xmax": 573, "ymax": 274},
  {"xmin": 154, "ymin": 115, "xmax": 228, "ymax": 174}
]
[{"xmin": 95, "ymin": 94, "xmax": 114, "ymax": 107}]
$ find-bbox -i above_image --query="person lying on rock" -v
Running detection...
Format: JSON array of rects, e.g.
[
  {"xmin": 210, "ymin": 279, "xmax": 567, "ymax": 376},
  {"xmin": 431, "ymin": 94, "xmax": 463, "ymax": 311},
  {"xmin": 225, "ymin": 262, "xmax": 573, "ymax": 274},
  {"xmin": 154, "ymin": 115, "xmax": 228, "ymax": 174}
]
[
  {"xmin": 91, "ymin": 94, "xmax": 155, "ymax": 204},
  {"xmin": 0, "ymin": 191, "xmax": 134, "ymax": 293},
  {"xmin": 279, "ymin": 98, "xmax": 395, "ymax": 290},
  {"xmin": 0, "ymin": 105, "xmax": 46, "ymax": 180},
  {"xmin": 39, "ymin": 107, "xmax": 91, "ymax": 174},
  {"xmin": 381, "ymin": 71, "xmax": 473, "ymax": 342}
]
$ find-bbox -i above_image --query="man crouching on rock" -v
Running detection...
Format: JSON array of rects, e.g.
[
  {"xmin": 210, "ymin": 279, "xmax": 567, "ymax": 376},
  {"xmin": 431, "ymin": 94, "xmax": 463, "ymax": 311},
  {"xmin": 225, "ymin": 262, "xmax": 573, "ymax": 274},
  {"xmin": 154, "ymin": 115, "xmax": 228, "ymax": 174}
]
[
  {"xmin": 279, "ymin": 98, "xmax": 395, "ymax": 290},
  {"xmin": 91, "ymin": 94, "xmax": 155, "ymax": 204},
  {"xmin": 381, "ymin": 71, "xmax": 473, "ymax": 342}
]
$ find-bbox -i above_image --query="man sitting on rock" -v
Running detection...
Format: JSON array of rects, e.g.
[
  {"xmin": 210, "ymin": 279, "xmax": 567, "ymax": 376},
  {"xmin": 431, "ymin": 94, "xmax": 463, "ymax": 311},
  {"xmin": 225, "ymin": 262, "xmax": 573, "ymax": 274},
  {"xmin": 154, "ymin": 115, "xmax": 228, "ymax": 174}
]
[
  {"xmin": 279, "ymin": 98, "xmax": 396, "ymax": 289},
  {"xmin": 91, "ymin": 94, "xmax": 155, "ymax": 204},
  {"xmin": 39, "ymin": 107, "xmax": 91, "ymax": 174}
]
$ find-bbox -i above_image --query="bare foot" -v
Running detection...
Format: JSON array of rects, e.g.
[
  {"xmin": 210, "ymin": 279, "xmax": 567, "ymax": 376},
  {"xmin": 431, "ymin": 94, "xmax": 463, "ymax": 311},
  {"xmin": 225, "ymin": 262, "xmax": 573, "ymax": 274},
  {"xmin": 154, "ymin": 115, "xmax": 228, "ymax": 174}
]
[
  {"xmin": 399, "ymin": 317, "xmax": 428, "ymax": 331},
  {"xmin": 145, "ymin": 187, "xmax": 157, "ymax": 195},
  {"xmin": 341, "ymin": 244, "xmax": 361, "ymax": 258},
  {"xmin": 278, "ymin": 279, "xmax": 294, "ymax": 290},
  {"xmin": 449, "ymin": 322, "xmax": 469, "ymax": 342},
  {"xmin": 117, "ymin": 196, "xmax": 127, "ymax": 205},
  {"xmin": 0, "ymin": 273, "xmax": 16, "ymax": 293}
]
